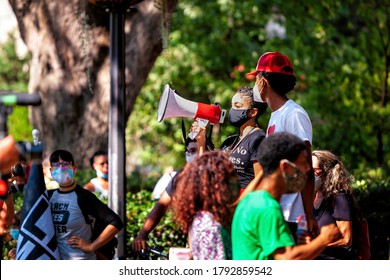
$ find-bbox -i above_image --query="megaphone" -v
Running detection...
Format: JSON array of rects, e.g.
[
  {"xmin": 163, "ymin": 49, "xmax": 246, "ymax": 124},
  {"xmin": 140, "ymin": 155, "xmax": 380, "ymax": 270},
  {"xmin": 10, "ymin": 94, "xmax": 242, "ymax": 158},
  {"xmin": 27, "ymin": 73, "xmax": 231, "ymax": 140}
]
[{"xmin": 157, "ymin": 84, "xmax": 226, "ymax": 125}]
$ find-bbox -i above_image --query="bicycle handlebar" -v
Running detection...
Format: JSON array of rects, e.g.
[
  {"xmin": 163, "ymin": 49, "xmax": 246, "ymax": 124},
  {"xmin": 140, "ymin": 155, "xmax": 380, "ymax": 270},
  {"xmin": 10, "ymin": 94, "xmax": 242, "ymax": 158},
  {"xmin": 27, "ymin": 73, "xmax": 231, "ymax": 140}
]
[
  {"xmin": 147, "ymin": 247, "xmax": 168, "ymax": 259},
  {"xmin": 130, "ymin": 246, "xmax": 168, "ymax": 260},
  {"xmin": 0, "ymin": 92, "xmax": 41, "ymax": 106}
]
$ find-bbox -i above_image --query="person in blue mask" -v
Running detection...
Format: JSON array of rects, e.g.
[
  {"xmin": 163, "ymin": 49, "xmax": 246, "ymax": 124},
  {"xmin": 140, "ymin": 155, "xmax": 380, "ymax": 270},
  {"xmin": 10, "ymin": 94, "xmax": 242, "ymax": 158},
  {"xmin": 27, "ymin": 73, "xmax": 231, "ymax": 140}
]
[
  {"xmin": 49, "ymin": 149, "xmax": 123, "ymax": 260},
  {"xmin": 83, "ymin": 150, "xmax": 109, "ymax": 199}
]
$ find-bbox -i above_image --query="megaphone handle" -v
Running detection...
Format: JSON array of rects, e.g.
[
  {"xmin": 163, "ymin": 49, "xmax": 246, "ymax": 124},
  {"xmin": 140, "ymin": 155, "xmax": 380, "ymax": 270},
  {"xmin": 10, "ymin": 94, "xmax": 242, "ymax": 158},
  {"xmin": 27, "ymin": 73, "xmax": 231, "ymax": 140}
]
[{"xmin": 188, "ymin": 118, "xmax": 209, "ymax": 140}]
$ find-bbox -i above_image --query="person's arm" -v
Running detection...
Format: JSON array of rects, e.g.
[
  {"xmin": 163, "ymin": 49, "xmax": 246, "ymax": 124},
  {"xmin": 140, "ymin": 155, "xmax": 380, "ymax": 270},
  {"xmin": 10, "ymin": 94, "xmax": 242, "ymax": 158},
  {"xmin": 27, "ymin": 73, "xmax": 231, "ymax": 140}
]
[
  {"xmin": 69, "ymin": 224, "xmax": 119, "ymax": 253},
  {"xmin": 301, "ymin": 141, "xmax": 314, "ymax": 232},
  {"xmin": 0, "ymin": 136, "xmax": 19, "ymax": 174},
  {"xmin": 4, "ymin": 194, "xmax": 14, "ymax": 228},
  {"xmin": 327, "ymin": 220, "xmax": 352, "ymax": 247},
  {"xmin": 131, "ymin": 190, "xmax": 172, "ymax": 252},
  {"xmin": 253, "ymin": 161, "xmax": 262, "ymax": 176},
  {"xmin": 273, "ymin": 223, "xmax": 340, "ymax": 260},
  {"xmin": 0, "ymin": 194, "xmax": 14, "ymax": 235},
  {"xmin": 83, "ymin": 181, "xmax": 95, "ymax": 192},
  {"xmin": 73, "ymin": 186, "xmax": 123, "ymax": 253}
]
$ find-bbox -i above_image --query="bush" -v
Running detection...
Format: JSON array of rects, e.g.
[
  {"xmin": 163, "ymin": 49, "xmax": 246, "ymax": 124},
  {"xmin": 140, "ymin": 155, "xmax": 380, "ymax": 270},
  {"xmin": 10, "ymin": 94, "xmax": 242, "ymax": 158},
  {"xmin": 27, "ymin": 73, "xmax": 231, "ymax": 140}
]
[
  {"xmin": 3, "ymin": 175, "xmax": 388, "ymax": 260},
  {"xmin": 353, "ymin": 178, "xmax": 390, "ymax": 260},
  {"xmin": 1, "ymin": 189, "xmax": 187, "ymax": 260},
  {"xmin": 126, "ymin": 190, "xmax": 187, "ymax": 258}
]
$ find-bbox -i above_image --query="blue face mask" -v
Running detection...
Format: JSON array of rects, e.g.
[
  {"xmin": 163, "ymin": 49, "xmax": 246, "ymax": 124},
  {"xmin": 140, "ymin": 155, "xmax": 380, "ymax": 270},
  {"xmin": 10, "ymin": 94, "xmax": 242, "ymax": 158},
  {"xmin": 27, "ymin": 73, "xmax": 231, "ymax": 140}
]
[
  {"xmin": 96, "ymin": 170, "xmax": 108, "ymax": 179},
  {"xmin": 51, "ymin": 168, "xmax": 74, "ymax": 186},
  {"xmin": 10, "ymin": 228, "xmax": 19, "ymax": 240},
  {"xmin": 185, "ymin": 154, "xmax": 196, "ymax": 163}
]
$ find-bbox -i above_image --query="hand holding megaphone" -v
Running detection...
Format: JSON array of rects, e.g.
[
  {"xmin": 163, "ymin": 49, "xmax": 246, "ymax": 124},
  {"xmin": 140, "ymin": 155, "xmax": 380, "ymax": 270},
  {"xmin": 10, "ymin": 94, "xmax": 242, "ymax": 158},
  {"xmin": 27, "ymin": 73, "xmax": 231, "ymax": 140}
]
[{"xmin": 188, "ymin": 119, "xmax": 208, "ymax": 140}]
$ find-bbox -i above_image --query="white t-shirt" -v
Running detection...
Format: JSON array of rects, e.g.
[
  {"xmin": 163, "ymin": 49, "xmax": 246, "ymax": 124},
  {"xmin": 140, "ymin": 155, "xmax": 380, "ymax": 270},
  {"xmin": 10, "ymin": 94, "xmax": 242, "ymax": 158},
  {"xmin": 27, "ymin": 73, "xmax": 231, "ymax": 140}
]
[
  {"xmin": 90, "ymin": 178, "xmax": 108, "ymax": 199},
  {"xmin": 152, "ymin": 171, "xmax": 177, "ymax": 200},
  {"xmin": 267, "ymin": 99, "xmax": 312, "ymax": 222},
  {"xmin": 50, "ymin": 190, "xmax": 96, "ymax": 260}
]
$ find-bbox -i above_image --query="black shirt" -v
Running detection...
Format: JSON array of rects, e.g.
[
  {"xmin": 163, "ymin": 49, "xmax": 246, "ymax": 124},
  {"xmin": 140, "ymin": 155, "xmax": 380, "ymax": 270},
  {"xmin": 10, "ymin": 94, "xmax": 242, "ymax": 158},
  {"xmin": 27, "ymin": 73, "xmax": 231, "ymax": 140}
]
[{"xmin": 220, "ymin": 129, "xmax": 265, "ymax": 189}]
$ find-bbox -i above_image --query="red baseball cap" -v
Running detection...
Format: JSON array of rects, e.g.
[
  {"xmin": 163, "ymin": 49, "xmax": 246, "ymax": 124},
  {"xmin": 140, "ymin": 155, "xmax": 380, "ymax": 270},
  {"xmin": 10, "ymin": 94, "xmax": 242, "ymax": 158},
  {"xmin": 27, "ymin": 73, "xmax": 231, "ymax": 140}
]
[{"xmin": 246, "ymin": 52, "xmax": 295, "ymax": 77}]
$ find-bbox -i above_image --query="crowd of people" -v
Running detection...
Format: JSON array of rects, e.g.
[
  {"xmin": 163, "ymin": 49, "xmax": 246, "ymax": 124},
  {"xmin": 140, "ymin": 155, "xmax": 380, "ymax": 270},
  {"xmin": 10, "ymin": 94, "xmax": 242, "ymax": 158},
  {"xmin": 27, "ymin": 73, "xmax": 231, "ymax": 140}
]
[{"xmin": 0, "ymin": 51, "xmax": 365, "ymax": 260}]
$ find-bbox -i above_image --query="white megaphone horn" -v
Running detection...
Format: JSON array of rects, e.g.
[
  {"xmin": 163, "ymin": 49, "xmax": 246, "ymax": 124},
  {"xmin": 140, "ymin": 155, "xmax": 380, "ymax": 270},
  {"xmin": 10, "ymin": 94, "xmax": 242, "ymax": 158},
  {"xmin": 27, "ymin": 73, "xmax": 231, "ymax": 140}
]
[
  {"xmin": 157, "ymin": 84, "xmax": 226, "ymax": 125},
  {"xmin": 158, "ymin": 85, "xmax": 226, "ymax": 139}
]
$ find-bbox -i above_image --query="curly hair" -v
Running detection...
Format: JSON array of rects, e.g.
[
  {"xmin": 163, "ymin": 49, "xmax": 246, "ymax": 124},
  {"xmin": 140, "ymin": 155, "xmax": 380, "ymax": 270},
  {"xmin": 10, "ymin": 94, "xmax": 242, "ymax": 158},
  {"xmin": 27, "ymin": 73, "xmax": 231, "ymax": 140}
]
[
  {"xmin": 312, "ymin": 150, "xmax": 354, "ymax": 198},
  {"xmin": 171, "ymin": 151, "xmax": 239, "ymax": 233}
]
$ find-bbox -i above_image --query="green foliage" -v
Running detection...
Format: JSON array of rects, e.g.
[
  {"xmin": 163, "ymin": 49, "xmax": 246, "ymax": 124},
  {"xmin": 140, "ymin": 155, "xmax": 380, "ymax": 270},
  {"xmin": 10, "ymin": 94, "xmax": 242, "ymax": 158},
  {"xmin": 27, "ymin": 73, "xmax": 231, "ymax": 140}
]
[
  {"xmin": 1, "ymin": 189, "xmax": 187, "ymax": 260},
  {"xmin": 74, "ymin": 169, "xmax": 95, "ymax": 187},
  {"xmin": 1, "ymin": 193, "xmax": 24, "ymax": 260},
  {"xmin": 0, "ymin": 33, "xmax": 32, "ymax": 141},
  {"xmin": 2, "ymin": 0, "xmax": 390, "ymax": 260},
  {"xmin": 353, "ymin": 176, "xmax": 390, "ymax": 260},
  {"xmin": 0, "ymin": 32, "xmax": 32, "ymax": 141},
  {"xmin": 127, "ymin": 0, "xmax": 389, "ymax": 176},
  {"xmin": 3, "ymin": 182, "xmax": 388, "ymax": 259},
  {"xmin": 126, "ymin": 190, "xmax": 187, "ymax": 258}
]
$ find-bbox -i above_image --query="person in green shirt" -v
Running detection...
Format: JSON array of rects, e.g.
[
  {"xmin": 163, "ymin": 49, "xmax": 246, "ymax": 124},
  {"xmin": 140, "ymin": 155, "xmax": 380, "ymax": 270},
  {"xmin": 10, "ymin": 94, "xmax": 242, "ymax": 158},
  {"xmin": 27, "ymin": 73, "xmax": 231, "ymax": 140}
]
[{"xmin": 232, "ymin": 132, "xmax": 340, "ymax": 260}]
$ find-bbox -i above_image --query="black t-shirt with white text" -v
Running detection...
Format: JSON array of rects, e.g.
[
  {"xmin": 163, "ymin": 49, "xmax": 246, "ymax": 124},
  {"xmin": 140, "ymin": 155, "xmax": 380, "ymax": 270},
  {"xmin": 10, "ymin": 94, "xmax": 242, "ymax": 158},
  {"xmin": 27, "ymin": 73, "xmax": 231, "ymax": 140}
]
[{"xmin": 220, "ymin": 129, "xmax": 265, "ymax": 189}]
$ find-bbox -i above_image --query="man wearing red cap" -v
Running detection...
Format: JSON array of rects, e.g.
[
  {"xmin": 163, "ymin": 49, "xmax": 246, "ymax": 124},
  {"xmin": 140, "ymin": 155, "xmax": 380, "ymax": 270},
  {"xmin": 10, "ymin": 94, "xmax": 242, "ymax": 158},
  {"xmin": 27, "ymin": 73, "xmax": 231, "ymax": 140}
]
[{"xmin": 246, "ymin": 51, "xmax": 314, "ymax": 238}]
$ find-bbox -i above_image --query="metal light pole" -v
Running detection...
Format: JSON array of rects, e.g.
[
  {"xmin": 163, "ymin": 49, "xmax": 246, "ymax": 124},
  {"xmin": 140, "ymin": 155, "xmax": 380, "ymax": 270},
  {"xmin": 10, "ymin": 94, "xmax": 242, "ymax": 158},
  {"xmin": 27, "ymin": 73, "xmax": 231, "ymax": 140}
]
[
  {"xmin": 89, "ymin": 0, "xmax": 144, "ymax": 259},
  {"xmin": 108, "ymin": 10, "xmax": 127, "ymax": 259}
]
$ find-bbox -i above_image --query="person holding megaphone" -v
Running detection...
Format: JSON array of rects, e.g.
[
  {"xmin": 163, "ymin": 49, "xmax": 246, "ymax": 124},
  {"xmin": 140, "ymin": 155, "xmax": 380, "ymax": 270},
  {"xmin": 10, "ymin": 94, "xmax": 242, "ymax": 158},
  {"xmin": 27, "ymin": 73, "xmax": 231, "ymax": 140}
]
[{"xmin": 193, "ymin": 86, "xmax": 268, "ymax": 194}]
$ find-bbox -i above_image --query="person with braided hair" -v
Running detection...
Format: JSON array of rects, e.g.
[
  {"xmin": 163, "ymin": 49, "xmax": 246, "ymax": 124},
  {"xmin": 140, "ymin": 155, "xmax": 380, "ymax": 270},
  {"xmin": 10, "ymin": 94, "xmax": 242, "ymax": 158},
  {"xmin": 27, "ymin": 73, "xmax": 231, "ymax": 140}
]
[
  {"xmin": 193, "ymin": 86, "xmax": 267, "ymax": 194},
  {"xmin": 171, "ymin": 151, "xmax": 240, "ymax": 260}
]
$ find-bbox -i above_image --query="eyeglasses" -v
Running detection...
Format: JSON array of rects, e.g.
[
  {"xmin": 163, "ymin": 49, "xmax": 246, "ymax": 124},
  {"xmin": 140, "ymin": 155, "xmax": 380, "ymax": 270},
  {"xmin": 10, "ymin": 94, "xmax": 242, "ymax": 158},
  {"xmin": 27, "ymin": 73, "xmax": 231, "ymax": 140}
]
[
  {"xmin": 97, "ymin": 161, "xmax": 108, "ymax": 166},
  {"xmin": 51, "ymin": 161, "xmax": 72, "ymax": 168}
]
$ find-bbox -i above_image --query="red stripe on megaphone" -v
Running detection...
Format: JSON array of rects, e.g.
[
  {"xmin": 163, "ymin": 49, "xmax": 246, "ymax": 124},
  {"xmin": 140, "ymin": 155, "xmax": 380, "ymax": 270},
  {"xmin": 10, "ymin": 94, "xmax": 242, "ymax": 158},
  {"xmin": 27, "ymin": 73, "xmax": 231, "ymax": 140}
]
[{"xmin": 195, "ymin": 103, "xmax": 221, "ymax": 125}]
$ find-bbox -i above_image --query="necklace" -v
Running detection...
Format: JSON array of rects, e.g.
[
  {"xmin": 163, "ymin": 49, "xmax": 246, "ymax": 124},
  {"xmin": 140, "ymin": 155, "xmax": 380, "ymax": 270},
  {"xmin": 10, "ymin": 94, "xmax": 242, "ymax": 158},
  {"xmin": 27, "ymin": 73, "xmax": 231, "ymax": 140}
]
[
  {"xmin": 59, "ymin": 181, "xmax": 76, "ymax": 191},
  {"xmin": 228, "ymin": 126, "xmax": 258, "ymax": 156}
]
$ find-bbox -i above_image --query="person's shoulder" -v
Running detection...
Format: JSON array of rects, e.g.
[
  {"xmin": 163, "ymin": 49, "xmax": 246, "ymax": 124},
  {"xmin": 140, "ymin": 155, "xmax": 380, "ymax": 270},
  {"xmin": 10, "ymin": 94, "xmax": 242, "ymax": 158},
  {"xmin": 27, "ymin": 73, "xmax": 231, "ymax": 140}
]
[
  {"xmin": 221, "ymin": 134, "xmax": 239, "ymax": 148},
  {"xmin": 246, "ymin": 128, "xmax": 265, "ymax": 146},
  {"xmin": 46, "ymin": 188, "xmax": 57, "ymax": 199},
  {"xmin": 252, "ymin": 128, "xmax": 266, "ymax": 138},
  {"xmin": 83, "ymin": 181, "xmax": 95, "ymax": 191},
  {"xmin": 247, "ymin": 190, "xmax": 277, "ymax": 205},
  {"xmin": 334, "ymin": 192, "xmax": 351, "ymax": 203},
  {"xmin": 75, "ymin": 184, "xmax": 98, "ymax": 198},
  {"xmin": 286, "ymin": 100, "xmax": 309, "ymax": 115}
]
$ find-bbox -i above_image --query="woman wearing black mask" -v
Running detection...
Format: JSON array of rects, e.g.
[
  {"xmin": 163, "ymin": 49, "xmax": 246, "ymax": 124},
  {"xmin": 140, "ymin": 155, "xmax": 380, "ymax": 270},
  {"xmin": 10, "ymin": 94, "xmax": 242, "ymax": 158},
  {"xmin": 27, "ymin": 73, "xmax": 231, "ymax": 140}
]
[{"xmin": 194, "ymin": 86, "xmax": 267, "ymax": 193}]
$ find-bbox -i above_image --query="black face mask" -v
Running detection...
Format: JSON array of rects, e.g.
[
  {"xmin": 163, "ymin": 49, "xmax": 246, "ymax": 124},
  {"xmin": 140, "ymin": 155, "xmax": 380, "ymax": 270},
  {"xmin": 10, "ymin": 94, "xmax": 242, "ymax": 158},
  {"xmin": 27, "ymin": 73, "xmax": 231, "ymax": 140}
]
[{"xmin": 228, "ymin": 108, "xmax": 251, "ymax": 127}]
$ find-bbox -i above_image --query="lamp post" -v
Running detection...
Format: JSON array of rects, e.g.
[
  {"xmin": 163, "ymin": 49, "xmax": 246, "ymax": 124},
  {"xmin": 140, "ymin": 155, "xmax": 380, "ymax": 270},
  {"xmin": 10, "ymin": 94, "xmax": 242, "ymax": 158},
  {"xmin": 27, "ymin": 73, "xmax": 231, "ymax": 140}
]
[
  {"xmin": 88, "ymin": 0, "xmax": 144, "ymax": 259},
  {"xmin": 108, "ymin": 9, "xmax": 127, "ymax": 259}
]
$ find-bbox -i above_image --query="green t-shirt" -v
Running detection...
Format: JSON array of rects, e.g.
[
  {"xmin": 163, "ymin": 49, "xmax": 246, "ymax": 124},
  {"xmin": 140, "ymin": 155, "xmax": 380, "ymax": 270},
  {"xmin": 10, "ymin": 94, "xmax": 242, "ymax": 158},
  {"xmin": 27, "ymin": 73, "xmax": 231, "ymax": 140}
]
[{"xmin": 232, "ymin": 190, "xmax": 295, "ymax": 260}]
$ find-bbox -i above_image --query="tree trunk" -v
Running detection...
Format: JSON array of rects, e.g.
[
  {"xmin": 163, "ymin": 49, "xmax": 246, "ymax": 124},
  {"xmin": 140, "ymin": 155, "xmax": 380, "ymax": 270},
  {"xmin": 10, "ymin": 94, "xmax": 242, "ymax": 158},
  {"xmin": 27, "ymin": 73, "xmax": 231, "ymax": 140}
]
[{"xmin": 9, "ymin": 0, "xmax": 178, "ymax": 167}]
